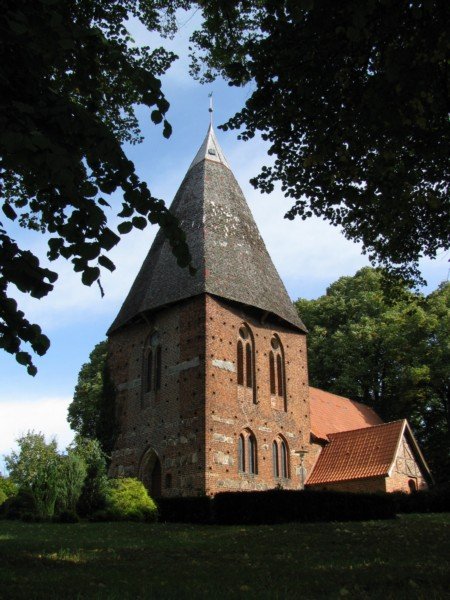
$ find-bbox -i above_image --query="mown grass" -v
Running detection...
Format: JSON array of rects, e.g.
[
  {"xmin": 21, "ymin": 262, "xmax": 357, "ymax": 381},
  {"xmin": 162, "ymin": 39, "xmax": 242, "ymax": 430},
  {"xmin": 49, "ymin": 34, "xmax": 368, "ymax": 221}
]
[{"xmin": 0, "ymin": 514, "xmax": 449, "ymax": 599}]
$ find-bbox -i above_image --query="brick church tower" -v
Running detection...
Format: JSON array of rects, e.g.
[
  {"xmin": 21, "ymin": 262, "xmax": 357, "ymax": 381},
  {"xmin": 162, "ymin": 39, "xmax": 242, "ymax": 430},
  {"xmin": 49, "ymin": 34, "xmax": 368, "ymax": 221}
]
[{"xmin": 107, "ymin": 124, "xmax": 312, "ymax": 497}]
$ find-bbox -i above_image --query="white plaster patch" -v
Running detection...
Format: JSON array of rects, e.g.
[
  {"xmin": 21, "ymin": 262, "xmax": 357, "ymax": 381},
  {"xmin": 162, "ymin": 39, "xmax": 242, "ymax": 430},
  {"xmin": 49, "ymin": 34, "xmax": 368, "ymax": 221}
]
[
  {"xmin": 286, "ymin": 432, "xmax": 295, "ymax": 438},
  {"xmin": 211, "ymin": 415, "xmax": 235, "ymax": 425},
  {"xmin": 214, "ymin": 451, "xmax": 234, "ymax": 466},
  {"xmin": 211, "ymin": 359, "xmax": 236, "ymax": 373},
  {"xmin": 258, "ymin": 426, "xmax": 272, "ymax": 432},
  {"xmin": 117, "ymin": 378, "xmax": 141, "ymax": 391},
  {"xmin": 169, "ymin": 356, "xmax": 200, "ymax": 375},
  {"xmin": 213, "ymin": 433, "xmax": 234, "ymax": 444}
]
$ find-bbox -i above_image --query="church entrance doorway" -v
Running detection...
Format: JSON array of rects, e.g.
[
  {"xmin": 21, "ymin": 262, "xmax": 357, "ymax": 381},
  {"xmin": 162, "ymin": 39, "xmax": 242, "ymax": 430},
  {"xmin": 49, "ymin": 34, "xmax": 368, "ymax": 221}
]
[{"xmin": 138, "ymin": 448, "xmax": 162, "ymax": 498}]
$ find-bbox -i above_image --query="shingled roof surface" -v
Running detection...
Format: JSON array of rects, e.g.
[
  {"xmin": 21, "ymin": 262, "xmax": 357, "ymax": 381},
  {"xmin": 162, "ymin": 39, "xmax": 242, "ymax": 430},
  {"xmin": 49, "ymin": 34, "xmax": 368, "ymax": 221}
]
[
  {"xmin": 309, "ymin": 387, "xmax": 383, "ymax": 441},
  {"xmin": 108, "ymin": 124, "xmax": 306, "ymax": 334},
  {"xmin": 307, "ymin": 420, "xmax": 406, "ymax": 485}
]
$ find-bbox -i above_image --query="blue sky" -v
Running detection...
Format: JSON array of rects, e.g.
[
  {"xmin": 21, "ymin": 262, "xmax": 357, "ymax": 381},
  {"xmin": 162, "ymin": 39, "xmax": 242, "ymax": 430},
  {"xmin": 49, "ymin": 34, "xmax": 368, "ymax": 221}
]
[{"xmin": 1, "ymin": 10, "xmax": 448, "ymax": 472}]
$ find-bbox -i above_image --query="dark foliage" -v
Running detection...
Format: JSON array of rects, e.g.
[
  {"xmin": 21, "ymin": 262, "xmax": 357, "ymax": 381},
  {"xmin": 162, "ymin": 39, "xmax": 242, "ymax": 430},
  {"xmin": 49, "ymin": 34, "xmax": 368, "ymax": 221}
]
[
  {"xmin": 392, "ymin": 483, "xmax": 450, "ymax": 514},
  {"xmin": 0, "ymin": 0, "xmax": 192, "ymax": 373},
  {"xmin": 191, "ymin": 0, "xmax": 449, "ymax": 283},
  {"xmin": 156, "ymin": 496, "xmax": 212, "ymax": 523},
  {"xmin": 0, "ymin": 491, "xmax": 36, "ymax": 520}
]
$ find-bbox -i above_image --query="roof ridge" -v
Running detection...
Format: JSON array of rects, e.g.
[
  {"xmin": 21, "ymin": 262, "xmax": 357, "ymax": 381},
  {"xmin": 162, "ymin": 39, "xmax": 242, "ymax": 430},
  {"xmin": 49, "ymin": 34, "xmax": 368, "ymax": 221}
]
[{"xmin": 327, "ymin": 419, "xmax": 406, "ymax": 438}]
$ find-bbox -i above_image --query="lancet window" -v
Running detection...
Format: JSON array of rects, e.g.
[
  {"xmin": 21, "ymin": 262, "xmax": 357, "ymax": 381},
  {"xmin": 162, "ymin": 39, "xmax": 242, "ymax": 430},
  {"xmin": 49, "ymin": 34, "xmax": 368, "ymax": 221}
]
[
  {"xmin": 237, "ymin": 324, "xmax": 255, "ymax": 398},
  {"xmin": 238, "ymin": 429, "xmax": 258, "ymax": 475},
  {"xmin": 269, "ymin": 335, "xmax": 286, "ymax": 409},
  {"xmin": 273, "ymin": 437, "xmax": 289, "ymax": 479},
  {"xmin": 143, "ymin": 331, "xmax": 162, "ymax": 401}
]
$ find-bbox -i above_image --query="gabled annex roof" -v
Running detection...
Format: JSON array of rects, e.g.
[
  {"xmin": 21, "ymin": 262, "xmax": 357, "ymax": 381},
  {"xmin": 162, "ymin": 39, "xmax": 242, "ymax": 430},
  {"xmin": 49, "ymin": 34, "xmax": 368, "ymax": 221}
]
[
  {"xmin": 306, "ymin": 420, "xmax": 433, "ymax": 485},
  {"xmin": 309, "ymin": 387, "xmax": 383, "ymax": 442},
  {"xmin": 108, "ymin": 124, "xmax": 306, "ymax": 334}
]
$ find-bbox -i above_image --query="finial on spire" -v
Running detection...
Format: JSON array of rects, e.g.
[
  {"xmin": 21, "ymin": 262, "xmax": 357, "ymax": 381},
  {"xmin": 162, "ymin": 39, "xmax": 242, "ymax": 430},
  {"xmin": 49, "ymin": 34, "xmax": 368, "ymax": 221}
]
[{"xmin": 208, "ymin": 92, "xmax": 213, "ymax": 126}]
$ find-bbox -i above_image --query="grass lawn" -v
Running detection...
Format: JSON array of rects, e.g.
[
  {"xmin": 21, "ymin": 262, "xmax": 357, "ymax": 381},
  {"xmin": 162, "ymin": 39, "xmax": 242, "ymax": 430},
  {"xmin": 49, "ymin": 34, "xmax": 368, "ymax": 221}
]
[{"xmin": 0, "ymin": 514, "xmax": 449, "ymax": 599}]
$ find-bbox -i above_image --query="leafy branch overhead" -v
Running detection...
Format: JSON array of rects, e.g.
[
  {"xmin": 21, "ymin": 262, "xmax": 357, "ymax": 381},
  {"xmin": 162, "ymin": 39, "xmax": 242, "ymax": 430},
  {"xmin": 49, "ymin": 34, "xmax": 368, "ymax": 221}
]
[
  {"xmin": 0, "ymin": 0, "xmax": 191, "ymax": 373},
  {"xmin": 190, "ymin": 0, "xmax": 449, "ymax": 281}
]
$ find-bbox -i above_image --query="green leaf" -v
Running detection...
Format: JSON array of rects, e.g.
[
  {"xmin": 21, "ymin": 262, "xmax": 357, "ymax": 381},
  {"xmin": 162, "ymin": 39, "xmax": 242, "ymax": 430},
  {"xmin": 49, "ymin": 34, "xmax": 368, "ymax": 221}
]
[
  {"xmin": 163, "ymin": 120, "xmax": 172, "ymax": 139},
  {"xmin": 81, "ymin": 267, "xmax": 100, "ymax": 286},
  {"xmin": 99, "ymin": 228, "xmax": 120, "ymax": 251},
  {"xmin": 151, "ymin": 110, "xmax": 163, "ymax": 124},
  {"xmin": 132, "ymin": 216, "xmax": 147, "ymax": 230},
  {"xmin": 117, "ymin": 221, "xmax": 133, "ymax": 234},
  {"xmin": 2, "ymin": 203, "xmax": 17, "ymax": 221},
  {"xmin": 16, "ymin": 351, "xmax": 31, "ymax": 366},
  {"xmin": 98, "ymin": 255, "xmax": 116, "ymax": 272}
]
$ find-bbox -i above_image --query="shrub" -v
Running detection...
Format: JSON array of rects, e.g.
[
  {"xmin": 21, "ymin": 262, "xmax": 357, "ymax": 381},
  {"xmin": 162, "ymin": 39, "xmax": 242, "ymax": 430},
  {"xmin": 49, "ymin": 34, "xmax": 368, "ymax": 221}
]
[
  {"xmin": 56, "ymin": 453, "xmax": 87, "ymax": 514},
  {"xmin": 213, "ymin": 489, "xmax": 396, "ymax": 525},
  {"xmin": 55, "ymin": 510, "xmax": 80, "ymax": 524},
  {"xmin": 72, "ymin": 437, "xmax": 109, "ymax": 517},
  {"xmin": 4, "ymin": 432, "xmax": 61, "ymax": 519},
  {"xmin": 0, "ymin": 491, "xmax": 36, "ymax": 520},
  {"xmin": 105, "ymin": 478, "xmax": 157, "ymax": 522},
  {"xmin": 157, "ymin": 497, "xmax": 212, "ymax": 523},
  {"xmin": 0, "ymin": 477, "xmax": 18, "ymax": 505}
]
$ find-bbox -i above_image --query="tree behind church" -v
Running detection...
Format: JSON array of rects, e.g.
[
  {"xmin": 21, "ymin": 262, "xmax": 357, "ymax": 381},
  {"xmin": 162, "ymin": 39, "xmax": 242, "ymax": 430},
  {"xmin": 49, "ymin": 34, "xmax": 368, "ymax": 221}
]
[{"xmin": 295, "ymin": 268, "xmax": 450, "ymax": 482}]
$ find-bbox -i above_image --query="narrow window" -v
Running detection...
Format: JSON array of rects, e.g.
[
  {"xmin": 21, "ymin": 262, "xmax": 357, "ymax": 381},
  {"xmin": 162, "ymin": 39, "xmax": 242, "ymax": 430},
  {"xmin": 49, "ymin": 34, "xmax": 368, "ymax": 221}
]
[
  {"xmin": 146, "ymin": 349, "xmax": 153, "ymax": 393},
  {"xmin": 165, "ymin": 473, "xmax": 172, "ymax": 489},
  {"xmin": 248, "ymin": 434, "xmax": 257, "ymax": 474},
  {"xmin": 155, "ymin": 346, "xmax": 162, "ymax": 391},
  {"xmin": 238, "ymin": 435, "xmax": 245, "ymax": 472},
  {"xmin": 272, "ymin": 441, "xmax": 279, "ymax": 478},
  {"xmin": 276, "ymin": 354, "xmax": 283, "ymax": 397},
  {"xmin": 269, "ymin": 352, "xmax": 276, "ymax": 395},
  {"xmin": 237, "ymin": 340, "xmax": 244, "ymax": 385},
  {"xmin": 280, "ymin": 440, "xmax": 289, "ymax": 478},
  {"xmin": 246, "ymin": 343, "xmax": 253, "ymax": 388}
]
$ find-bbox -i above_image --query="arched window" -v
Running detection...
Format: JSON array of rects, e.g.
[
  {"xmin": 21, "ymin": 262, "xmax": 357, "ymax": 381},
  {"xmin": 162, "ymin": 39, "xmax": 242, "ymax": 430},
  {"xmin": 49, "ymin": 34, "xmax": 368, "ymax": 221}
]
[
  {"xmin": 238, "ymin": 434, "xmax": 245, "ymax": 472},
  {"xmin": 143, "ymin": 332, "xmax": 162, "ymax": 400},
  {"xmin": 237, "ymin": 341, "xmax": 244, "ymax": 385},
  {"xmin": 146, "ymin": 349, "xmax": 153, "ymax": 393},
  {"xmin": 248, "ymin": 433, "xmax": 257, "ymax": 474},
  {"xmin": 155, "ymin": 345, "xmax": 162, "ymax": 391},
  {"xmin": 270, "ymin": 335, "xmax": 286, "ymax": 409},
  {"xmin": 269, "ymin": 352, "xmax": 276, "ymax": 395},
  {"xmin": 273, "ymin": 437, "xmax": 290, "ymax": 479},
  {"xmin": 246, "ymin": 343, "xmax": 253, "ymax": 388},
  {"xmin": 272, "ymin": 441, "xmax": 279, "ymax": 478},
  {"xmin": 238, "ymin": 429, "xmax": 258, "ymax": 475},
  {"xmin": 237, "ymin": 325, "xmax": 255, "ymax": 400},
  {"xmin": 280, "ymin": 439, "xmax": 289, "ymax": 479}
]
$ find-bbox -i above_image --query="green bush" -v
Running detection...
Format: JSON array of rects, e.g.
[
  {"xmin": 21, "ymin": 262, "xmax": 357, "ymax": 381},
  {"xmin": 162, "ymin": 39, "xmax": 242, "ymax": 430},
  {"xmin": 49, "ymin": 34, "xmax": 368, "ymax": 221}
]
[
  {"xmin": 0, "ymin": 491, "xmax": 36, "ymax": 520},
  {"xmin": 0, "ymin": 477, "xmax": 18, "ymax": 504},
  {"xmin": 104, "ymin": 478, "xmax": 157, "ymax": 522}
]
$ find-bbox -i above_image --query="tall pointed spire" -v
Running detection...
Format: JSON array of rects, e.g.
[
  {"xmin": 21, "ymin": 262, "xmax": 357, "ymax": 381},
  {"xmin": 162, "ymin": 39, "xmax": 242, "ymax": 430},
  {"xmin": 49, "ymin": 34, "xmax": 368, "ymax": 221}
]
[{"xmin": 108, "ymin": 122, "xmax": 306, "ymax": 334}]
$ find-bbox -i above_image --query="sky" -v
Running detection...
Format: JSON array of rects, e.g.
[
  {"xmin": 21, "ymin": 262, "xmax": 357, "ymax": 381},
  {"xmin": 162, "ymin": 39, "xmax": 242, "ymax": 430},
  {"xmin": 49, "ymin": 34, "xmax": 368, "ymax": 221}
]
[{"xmin": 1, "ymin": 10, "xmax": 448, "ymax": 473}]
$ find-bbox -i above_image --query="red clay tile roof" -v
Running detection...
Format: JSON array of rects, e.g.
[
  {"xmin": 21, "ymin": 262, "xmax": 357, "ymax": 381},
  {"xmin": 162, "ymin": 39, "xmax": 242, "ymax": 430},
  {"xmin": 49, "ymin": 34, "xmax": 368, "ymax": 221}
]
[
  {"xmin": 309, "ymin": 387, "xmax": 383, "ymax": 441},
  {"xmin": 306, "ymin": 420, "xmax": 406, "ymax": 485}
]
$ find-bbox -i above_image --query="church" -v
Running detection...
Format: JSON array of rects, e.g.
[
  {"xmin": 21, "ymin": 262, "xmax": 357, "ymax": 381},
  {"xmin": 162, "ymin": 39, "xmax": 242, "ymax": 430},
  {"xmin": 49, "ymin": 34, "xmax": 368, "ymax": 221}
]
[{"xmin": 107, "ymin": 122, "xmax": 432, "ymax": 498}]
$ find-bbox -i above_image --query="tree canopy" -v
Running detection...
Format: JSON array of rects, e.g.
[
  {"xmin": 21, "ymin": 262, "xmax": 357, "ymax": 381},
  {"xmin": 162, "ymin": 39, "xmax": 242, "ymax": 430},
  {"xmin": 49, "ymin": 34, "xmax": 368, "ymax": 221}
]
[
  {"xmin": 68, "ymin": 340, "xmax": 117, "ymax": 454},
  {"xmin": 190, "ymin": 0, "xmax": 449, "ymax": 281},
  {"xmin": 0, "ymin": 0, "xmax": 191, "ymax": 374},
  {"xmin": 296, "ymin": 268, "xmax": 450, "ymax": 482}
]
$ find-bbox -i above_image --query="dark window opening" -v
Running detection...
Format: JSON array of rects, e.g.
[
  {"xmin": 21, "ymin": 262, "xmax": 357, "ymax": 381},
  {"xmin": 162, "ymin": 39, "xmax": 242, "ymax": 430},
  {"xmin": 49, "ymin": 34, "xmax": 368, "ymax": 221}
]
[
  {"xmin": 269, "ymin": 352, "xmax": 276, "ymax": 395},
  {"xmin": 237, "ymin": 340, "xmax": 244, "ymax": 385},
  {"xmin": 246, "ymin": 343, "xmax": 253, "ymax": 388}
]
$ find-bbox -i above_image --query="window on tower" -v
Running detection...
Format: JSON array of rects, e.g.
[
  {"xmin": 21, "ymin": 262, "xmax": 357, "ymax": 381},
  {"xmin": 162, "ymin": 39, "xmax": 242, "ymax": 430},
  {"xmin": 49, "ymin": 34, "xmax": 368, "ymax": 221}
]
[
  {"xmin": 238, "ymin": 429, "xmax": 258, "ymax": 475},
  {"xmin": 269, "ymin": 335, "xmax": 286, "ymax": 410},
  {"xmin": 142, "ymin": 331, "xmax": 162, "ymax": 404},
  {"xmin": 273, "ymin": 436, "xmax": 290, "ymax": 480},
  {"xmin": 237, "ymin": 324, "xmax": 256, "ymax": 402}
]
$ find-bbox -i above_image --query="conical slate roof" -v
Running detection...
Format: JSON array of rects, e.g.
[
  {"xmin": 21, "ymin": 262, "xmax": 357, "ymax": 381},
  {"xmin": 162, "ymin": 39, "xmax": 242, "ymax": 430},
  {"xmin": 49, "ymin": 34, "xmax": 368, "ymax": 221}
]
[{"xmin": 108, "ymin": 124, "xmax": 306, "ymax": 334}]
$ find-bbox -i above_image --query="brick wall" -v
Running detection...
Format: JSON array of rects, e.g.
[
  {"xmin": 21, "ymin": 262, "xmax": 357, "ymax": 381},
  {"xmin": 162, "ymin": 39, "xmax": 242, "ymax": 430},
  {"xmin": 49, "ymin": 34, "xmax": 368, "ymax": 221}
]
[
  {"xmin": 385, "ymin": 434, "xmax": 429, "ymax": 492},
  {"xmin": 204, "ymin": 295, "xmax": 311, "ymax": 494},
  {"xmin": 310, "ymin": 477, "xmax": 387, "ymax": 494},
  {"xmin": 108, "ymin": 292, "xmax": 312, "ymax": 496},
  {"xmin": 108, "ymin": 295, "xmax": 206, "ymax": 497}
]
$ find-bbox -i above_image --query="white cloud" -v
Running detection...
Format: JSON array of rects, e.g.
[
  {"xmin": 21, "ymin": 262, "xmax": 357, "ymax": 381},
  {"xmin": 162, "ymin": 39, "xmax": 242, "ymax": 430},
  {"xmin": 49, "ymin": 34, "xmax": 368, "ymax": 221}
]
[{"xmin": 0, "ymin": 397, "xmax": 74, "ymax": 474}]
